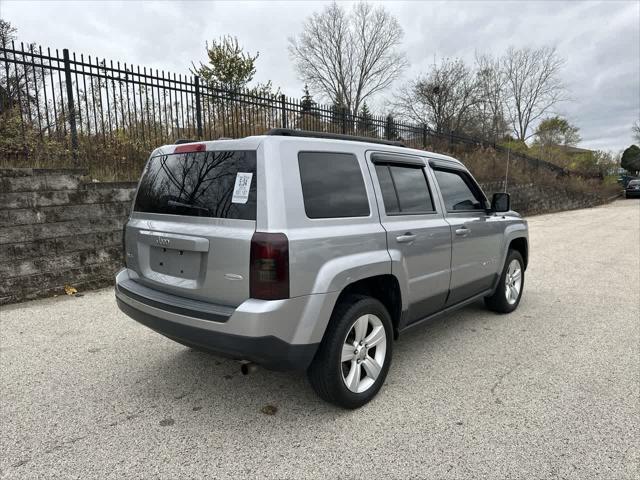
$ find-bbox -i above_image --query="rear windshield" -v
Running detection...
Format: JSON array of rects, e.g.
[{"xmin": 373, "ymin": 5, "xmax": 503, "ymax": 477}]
[{"xmin": 134, "ymin": 150, "xmax": 257, "ymax": 220}]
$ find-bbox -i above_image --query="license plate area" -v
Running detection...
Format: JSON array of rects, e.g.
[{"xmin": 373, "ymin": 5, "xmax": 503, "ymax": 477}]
[{"xmin": 149, "ymin": 246, "xmax": 201, "ymax": 280}]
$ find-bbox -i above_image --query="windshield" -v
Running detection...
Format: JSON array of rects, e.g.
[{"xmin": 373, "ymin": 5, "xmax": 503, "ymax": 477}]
[{"xmin": 133, "ymin": 150, "xmax": 257, "ymax": 220}]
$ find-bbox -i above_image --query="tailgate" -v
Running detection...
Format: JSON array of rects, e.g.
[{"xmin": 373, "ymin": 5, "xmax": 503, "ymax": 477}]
[{"xmin": 124, "ymin": 149, "xmax": 257, "ymax": 307}]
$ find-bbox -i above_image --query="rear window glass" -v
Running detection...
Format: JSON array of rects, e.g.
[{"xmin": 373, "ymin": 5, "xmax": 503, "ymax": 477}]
[
  {"xmin": 298, "ymin": 152, "xmax": 370, "ymax": 219},
  {"xmin": 134, "ymin": 150, "xmax": 257, "ymax": 219}
]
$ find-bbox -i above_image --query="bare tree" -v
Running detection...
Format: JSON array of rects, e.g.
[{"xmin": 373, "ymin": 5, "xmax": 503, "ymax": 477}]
[
  {"xmin": 502, "ymin": 46, "xmax": 566, "ymax": 141},
  {"xmin": 473, "ymin": 52, "xmax": 508, "ymax": 141},
  {"xmin": 0, "ymin": 19, "xmax": 47, "ymax": 113},
  {"xmin": 0, "ymin": 18, "xmax": 20, "ymax": 108},
  {"xmin": 0, "ymin": 18, "xmax": 16, "ymax": 47},
  {"xmin": 632, "ymin": 120, "xmax": 640, "ymax": 143},
  {"xmin": 393, "ymin": 58, "xmax": 479, "ymax": 134},
  {"xmin": 288, "ymin": 1, "xmax": 407, "ymax": 114}
]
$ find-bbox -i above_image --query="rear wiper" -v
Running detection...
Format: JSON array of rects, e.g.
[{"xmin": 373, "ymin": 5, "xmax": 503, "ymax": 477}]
[{"xmin": 167, "ymin": 199, "xmax": 210, "ymax": 215}]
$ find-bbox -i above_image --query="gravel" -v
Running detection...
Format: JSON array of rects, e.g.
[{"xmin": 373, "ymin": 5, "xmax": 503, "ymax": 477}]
[{"xmin": 1, "ymin": 200, "xmax": 638, "ymax": 479}]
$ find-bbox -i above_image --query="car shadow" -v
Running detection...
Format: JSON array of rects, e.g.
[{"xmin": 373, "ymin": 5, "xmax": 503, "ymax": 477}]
[{"xmin": 129, "ymin": 299, "xmax": 498, "ymax": 419}]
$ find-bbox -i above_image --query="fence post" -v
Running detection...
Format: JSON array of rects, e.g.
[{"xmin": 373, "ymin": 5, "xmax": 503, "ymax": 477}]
[
  {"xmin": 341, "ymin": 108, "xmax": 347, "ymax": 134},
  {"xmin": 422, "ymin": 124, "xmax": 427, "ymax": 149},
  {"xmin": 280, "ymin": 94, "xmax": 287, "ymax": 129},
  {"xmin": 62, "ymin": 49, "xmax": 79, "ymax": 165},
  {"xmin": 194, "ymin": 76, "xmax": 203, "ymax": 139}
]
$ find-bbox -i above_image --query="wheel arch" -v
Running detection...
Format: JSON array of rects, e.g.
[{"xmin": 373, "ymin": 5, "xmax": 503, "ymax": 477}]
[
  {"xmin": 332, "ymin": 274, "xmax": 403, "ymax": 340},
  {"xmin": 508, "ymin": 236, "xmax": 528, "ymax": 269}
]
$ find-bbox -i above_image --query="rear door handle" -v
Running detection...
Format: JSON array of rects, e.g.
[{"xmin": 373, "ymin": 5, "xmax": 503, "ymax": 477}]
[
  {"xmin": 455, "ymin": 227, "xmax": 470, "ymax": 237},
  {"xmin": 396, "ymin": 233, "xmax": 417, "ymax": 243}
]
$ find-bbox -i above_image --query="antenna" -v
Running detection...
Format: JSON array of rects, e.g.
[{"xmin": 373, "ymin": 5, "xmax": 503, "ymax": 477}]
[{"xmin": 504, "ymin": 146, "xmax": 510, "ymax": 193}]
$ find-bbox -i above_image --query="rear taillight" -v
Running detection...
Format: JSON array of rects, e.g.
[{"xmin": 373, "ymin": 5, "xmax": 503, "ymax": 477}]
[
  {"xmin": 250, "ymin": 232, "xmax": 289, "ymax": 300},
  {"xmin": 121, "ymin": 218, "xmax": 129, "ymax": 266}
]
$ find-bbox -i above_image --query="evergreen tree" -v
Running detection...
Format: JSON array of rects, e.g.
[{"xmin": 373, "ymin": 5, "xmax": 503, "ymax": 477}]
[
  {"xmin": 385, "ymin": 114, "xmax": 399, "ymax": 140},
  {"xmin": 298, "ymin": 84, "xmax": 320, "ymax": 130},
  {"xmin": 301, "ymin": 84, "xmax": 316, "ymax": 112},
  {"xmin": 191, "ymin": 36, "xmax": 258, "ymax": 91},
  {"xmin": 330, "ymin": 94, "xmax": 348, "ymax": 132},
  {"xmin": 621, "ymin": 145, "xmax": 640, "ymax": 175},
  {"xmin": 357, "ymin": 102, "xmax": 376, "ymax": 137}
]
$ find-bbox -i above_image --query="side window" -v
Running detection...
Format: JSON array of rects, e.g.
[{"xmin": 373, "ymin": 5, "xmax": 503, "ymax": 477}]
[
  {"xmin": 374, "ymin": 164, "xmax": 400, "ymax": 213},
  {"xmin": 298, "ymin": 152, "xmax": 370, "ymax": 219},
  {"xmin": 374, "ymin": 164, "xmax": 434, "ymax": 215},
  {"xmin": 433, "ymin": 169, "xmax": 484, "ymax": 211}
]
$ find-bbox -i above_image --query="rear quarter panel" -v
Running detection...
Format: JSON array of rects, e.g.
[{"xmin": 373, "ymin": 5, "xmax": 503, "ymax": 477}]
[{"xmin": 261, "ymin": 138, "xmax": 390, "ymax": 299}]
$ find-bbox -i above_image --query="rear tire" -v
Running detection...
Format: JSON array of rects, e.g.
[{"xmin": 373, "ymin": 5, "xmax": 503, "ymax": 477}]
[
  {"xmin": 307, "ymin": 295, "xmax": 393, "ymax": 409},
  {"xmin": 484, "ymin": 249, "xmax": 525, "ymax": 314}
]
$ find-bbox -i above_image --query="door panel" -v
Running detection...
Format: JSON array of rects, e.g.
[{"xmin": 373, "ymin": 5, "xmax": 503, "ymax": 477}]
[
  {"xmin": 386, "ymin": 216, "xmax": 452, "ymax": 322},
  {"xmin": 431, "ymin": 167, "xmax": 503, "ymax": 305},
  {"xmin": 444, "ymin": 212, "xmax": 503, "ymax": 304},
  {"xmin": 366, "ymin": 153, "xmax": 452, "ymax": 326}
]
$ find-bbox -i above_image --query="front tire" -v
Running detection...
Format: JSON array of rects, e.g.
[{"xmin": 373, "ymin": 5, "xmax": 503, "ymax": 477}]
[
  {"xmin": 308, "ymin": 295, "xmax": 393, "ymax": 409},
  {"xmin": 485, "ymin": 249, "xmax": 525, "ymax": 313}
]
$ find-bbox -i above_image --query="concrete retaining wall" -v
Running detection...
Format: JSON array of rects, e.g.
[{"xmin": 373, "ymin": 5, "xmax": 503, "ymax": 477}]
[
  {"xmin": 0, "ymin": 169, "xmax": 617, "ymax": 305},
  {"xmin": 0, "ymin": 169, "xmax": 136, "ymax": 305},
  {"xmin": 481, "ymin": 181, "xmax": 616, "ymax": 216}
]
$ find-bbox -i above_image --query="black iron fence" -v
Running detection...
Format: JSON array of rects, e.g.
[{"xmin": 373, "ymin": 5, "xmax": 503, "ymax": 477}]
[{"xmin": 0, "ymin": 41, "xmax": 583, "ymax": 180}]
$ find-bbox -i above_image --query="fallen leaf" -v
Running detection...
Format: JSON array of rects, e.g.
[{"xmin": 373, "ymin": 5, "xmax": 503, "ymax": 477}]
[
  {"xmin": 64, "ymin": 285, "xmax": 78, "ymax": 296},
  {"xmin": 159, "ymin": 418, "xmax": 175, "ymax": 427},
  {"xmin": 260, "ymin": 405, "xmax": 278, "ymax": 415}
]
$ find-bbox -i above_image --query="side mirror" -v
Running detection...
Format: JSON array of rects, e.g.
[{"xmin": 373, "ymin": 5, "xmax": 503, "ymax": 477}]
[{"xmin": 491, "ymin": 192, "xmax": 510, "ymax": 213}]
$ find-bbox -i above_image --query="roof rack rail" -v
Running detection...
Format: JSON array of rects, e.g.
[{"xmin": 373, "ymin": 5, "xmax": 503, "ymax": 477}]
[{"xmin": 265, "ymin": 128, "xmax": 406, "ymax": 147}]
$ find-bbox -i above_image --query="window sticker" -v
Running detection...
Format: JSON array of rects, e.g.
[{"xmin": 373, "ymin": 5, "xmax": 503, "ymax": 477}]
[{"xmin": 232, "ymin": 172, "xmax": 253, "ymax": 204}]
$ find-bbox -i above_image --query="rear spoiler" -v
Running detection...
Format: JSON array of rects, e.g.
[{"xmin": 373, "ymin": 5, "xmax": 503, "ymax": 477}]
[{"xmin": 175, "ymin": 137, "xmax": 231, "ymax": 144}]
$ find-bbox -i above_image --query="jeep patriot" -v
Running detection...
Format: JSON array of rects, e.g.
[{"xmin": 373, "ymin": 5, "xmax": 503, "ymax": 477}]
[{"xmin": 115, "ymin": 129, "xmax": 529, "ymax": 408}]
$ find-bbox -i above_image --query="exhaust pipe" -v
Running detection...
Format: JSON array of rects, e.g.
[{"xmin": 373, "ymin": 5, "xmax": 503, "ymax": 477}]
[{"xmin": 240, "ymin": 361, "xmax": 257, "ymax": 375}]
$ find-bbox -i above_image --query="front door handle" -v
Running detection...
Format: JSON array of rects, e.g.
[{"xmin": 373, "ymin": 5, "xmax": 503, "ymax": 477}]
[
  {"xmin": 455, "ymin": 227, "xmax": 470, "ymax": 237},
  {"xmin": 396, "ymin": 233, "xmax": 417, "ymax": 243}
]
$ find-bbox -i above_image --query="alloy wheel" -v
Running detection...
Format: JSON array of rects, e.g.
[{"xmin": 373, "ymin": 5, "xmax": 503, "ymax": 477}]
[
  {"xmin": 505, "ymin": 259, "xmax": 522, "ymax": 305},
  {"xmin": 340, "ymin": 314, "xmax": 387, "ymax": 393}
]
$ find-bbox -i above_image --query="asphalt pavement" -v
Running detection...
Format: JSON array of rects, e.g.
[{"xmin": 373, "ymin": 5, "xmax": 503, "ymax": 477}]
[{"xmin": 1, "ymin": 200, "xmax": 638, "ymax": 479}]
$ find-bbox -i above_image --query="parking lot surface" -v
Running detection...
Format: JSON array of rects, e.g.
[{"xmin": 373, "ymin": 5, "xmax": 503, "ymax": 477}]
[{"xmin": 1, "ymin": 200, "xmax": 639, "ymax": 479}]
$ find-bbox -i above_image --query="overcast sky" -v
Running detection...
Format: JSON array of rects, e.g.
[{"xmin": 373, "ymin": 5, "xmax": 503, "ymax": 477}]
[{"xmin": 2, "ymin": 0, "xmax": 638, "ymax": 152}]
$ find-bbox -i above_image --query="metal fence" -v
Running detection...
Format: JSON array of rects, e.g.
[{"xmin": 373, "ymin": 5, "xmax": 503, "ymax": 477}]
[{"xmin": 0, "ymin": 41, "xmax": 580, "ymax": 180}]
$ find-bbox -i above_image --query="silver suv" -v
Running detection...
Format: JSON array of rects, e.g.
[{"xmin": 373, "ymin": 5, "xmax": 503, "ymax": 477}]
[{"xmin": 116, "ymin": 129, "xmax": 528, "ymax": 408}]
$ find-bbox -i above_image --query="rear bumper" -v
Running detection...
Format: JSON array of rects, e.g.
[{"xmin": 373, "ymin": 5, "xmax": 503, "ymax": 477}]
[
  {"xmin": 625, "ymin": 190, "xmax": 640, "ymax": 198},
  {"xmin": 116, "ymin": 297, "xmax": 317, "ymax": 370},
  {"xmin": 115, "ymin": 269, "xmax": 337, "ymax": 371}
]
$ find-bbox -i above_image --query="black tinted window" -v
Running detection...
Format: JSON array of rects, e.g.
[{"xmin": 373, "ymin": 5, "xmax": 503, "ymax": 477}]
[
  {"xmin": 134, "ymin": 150, "xmax": 257, "ymax": 219},
  {"xmin": 389, "ymin": 166, "xmax": 434, "ymax": 213},
  {"xmin": 374, "ymin": 164, "xmax": 400, "ymax": 213},
  {"xmin": 434, "ymin": 169, "xmax": 483, "ymax": 211},
  {"xmin": 298, "ymin": 152, "xmax": 370, "ymax": 218},
  {"xmin": 375, "ymin": 164, "xmax": 434, "ymax": 214}
]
